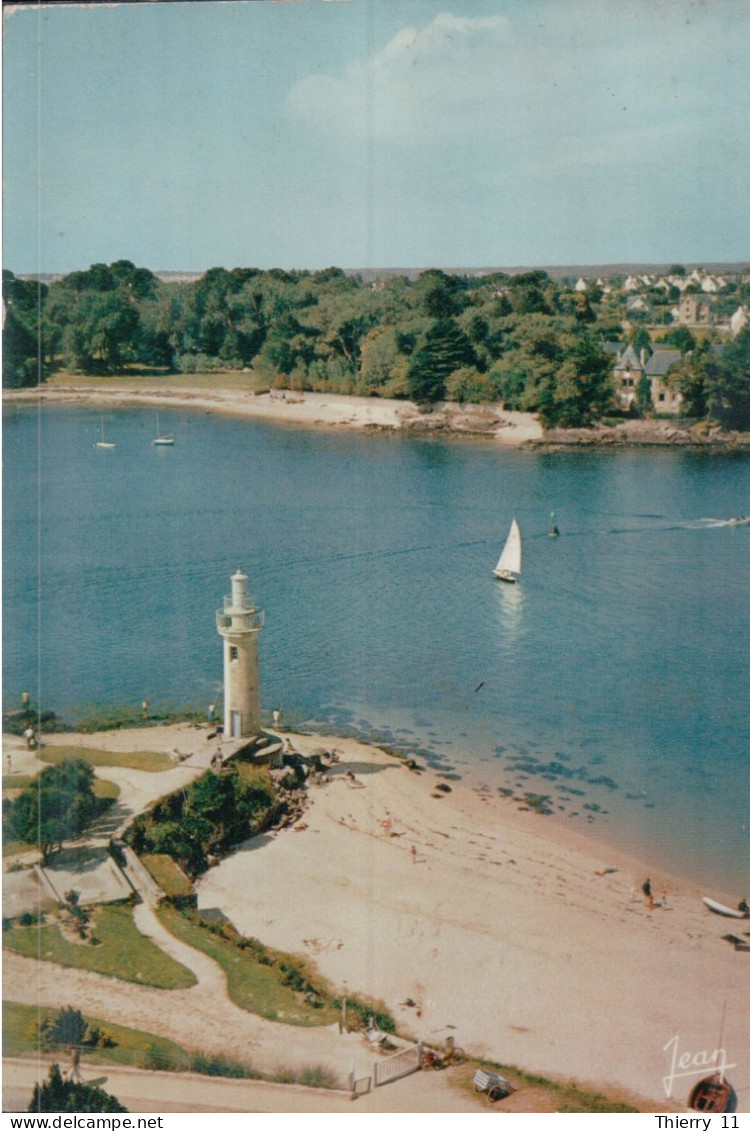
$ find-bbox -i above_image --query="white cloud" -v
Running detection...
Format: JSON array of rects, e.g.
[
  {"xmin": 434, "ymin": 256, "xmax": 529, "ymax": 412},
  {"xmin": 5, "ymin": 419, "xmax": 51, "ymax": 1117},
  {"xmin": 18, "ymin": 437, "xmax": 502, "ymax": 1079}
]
[
  {"xmin": 286, "ymin": 4, "xmax": 748, "ymax": 161},
  {"xmin": 286, "ymin": 11, "xmax": 516, "ymax": 142}
]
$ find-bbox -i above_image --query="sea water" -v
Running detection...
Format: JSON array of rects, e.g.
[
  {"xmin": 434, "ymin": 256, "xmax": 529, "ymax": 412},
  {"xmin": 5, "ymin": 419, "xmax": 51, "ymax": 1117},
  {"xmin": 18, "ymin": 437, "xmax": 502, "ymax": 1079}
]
[{"xmin": 3, "ymin": 404, "xmax": 749, "ymax": 890}]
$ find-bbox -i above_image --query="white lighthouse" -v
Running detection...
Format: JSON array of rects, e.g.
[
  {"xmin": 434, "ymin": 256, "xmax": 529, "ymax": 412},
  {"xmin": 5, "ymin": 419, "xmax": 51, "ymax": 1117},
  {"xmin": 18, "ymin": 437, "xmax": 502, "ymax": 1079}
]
[{"xmin": 216, "ymin": 570, "xmax": 264, "ymax": 739}]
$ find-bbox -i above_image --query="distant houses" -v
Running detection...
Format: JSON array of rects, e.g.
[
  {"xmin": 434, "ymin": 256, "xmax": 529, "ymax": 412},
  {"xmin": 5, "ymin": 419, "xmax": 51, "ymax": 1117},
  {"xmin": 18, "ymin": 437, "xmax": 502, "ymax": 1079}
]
[
  {"xmin": 677, "ymin": 293, "xmax": 714, "ymax": 327},
  {"xmin": 568, "ymin": 265, "xmax": 749, "ymax": 337},
  {"xmin": 730, "ymin": 305, "xmax": 749, "ymax": 337}
]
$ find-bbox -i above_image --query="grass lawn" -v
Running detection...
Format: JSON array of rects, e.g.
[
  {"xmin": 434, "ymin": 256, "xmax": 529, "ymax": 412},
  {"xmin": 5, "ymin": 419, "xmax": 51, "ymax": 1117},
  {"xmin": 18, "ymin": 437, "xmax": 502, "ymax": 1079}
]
[
  {"xmin": 3, "ymin": 1001, "xmax": 193, "ymax": 1072},
  {"xmin": 157, "ymin": 906, "xmax": 337, "ymax": 1027},
  {"xmin": 141, "ymin": 855, "xmax": 193, "ymax": 898},
  {"xmin": 41, "ymin": 746, "xmax": 174, "ymax": 772},
  {"xmin": 2, "ymin": 838, "xmax": 36, "ymax": 858},
  {"xmin": 2, "ymin": 775, "xmax": 37, "ymax": 794},
  {"xmin": 46, "ymin": 370, "xmax": 268, "ymax": 393},
  {"xmin": 3, "ymin": 903, "xmax": 196, "ymax": 989},
  {"xmin": 94, "ymin": 779, "xmax": 120, "ymax": 801},
  {"xmin": 3, "ymin": 772, "xmax": 118, "ymax": 801}
]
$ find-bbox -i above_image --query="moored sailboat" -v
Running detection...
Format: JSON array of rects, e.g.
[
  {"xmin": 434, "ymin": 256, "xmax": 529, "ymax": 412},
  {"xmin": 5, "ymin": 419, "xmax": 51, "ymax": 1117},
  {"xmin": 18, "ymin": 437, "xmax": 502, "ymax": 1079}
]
[
  {"xmin": 152, "ymin": 412, "xmax": 174, "ymax": 446},
  {"xmin": 95, "ymin": 417, "xmax": 116, "ymax": 449},
  {"xmin": 493, "ymin": 518, "xmax": 522, "ymax": 583}
]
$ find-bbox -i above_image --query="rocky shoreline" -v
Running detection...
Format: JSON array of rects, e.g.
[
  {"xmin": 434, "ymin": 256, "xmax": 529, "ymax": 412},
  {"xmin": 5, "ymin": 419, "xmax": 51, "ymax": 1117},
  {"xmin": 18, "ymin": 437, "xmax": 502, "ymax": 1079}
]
[{"xmin": 5, "ymin": 384, "xmax": 749, "ymax": 449}]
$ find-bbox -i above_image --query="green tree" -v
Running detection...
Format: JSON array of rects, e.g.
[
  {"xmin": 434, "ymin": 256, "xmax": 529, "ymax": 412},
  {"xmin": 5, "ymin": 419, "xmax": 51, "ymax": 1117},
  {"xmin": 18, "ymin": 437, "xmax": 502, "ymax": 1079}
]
[
  {"xmin": 39, "ymin": 1007, "xmax": 87, "ymax": 1051},
  {"xmin": 445, "ymin": 366, "xmax": 495, "ymax": 404},
  {"xmin": 636, "ymin": 374, "xmax": 653, "ymax": 415},
  {"xmin": 128, "ymin": 765, "xmax": 276, "ymax": 876},
  {"xmin": 537, "ymin": 333, "xmax": 614, "ymax": 427},
  {"xmin": 6, "ymin": 759, "xmax": 108, "ymax": 863},
  {"xmin": 671, "ymin": 357, "xmax": 709, "ymax": 418},
  {"xmin": 28, "ymin": 1064, "xmax": 128, "ymax": 1113},
  {"xmin": 413, "ymin": 270, "xmax": 466, "ymax": 319},
  {"xmin": 407, "ymin": 318, "xmax": 477, "ymax": 403},
  {"xmin": 61, "ymin": 292, "xmax": 140, "ymax": 373},
  {"xmin": 660, "ymin": 326, "xmax": 696, "ymax": 354},
  {"xmin": 2, "ymin": 271, "xmax": 47, "ymax": 387},
  {"xmin": 629, "ymin": 326, "xmax": 652, "ymax": 357},
  {"xmin": 703, "ymin": 330, "xmax": 750, "ymax": 428}
]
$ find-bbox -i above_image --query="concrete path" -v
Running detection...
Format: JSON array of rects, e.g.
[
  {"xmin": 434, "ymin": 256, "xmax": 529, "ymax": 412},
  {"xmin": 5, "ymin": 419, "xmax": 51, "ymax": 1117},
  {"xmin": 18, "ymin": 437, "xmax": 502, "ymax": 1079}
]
[{"xmin": 3, "ymin": 1057, "xmax": 486, "ymax": 1114}]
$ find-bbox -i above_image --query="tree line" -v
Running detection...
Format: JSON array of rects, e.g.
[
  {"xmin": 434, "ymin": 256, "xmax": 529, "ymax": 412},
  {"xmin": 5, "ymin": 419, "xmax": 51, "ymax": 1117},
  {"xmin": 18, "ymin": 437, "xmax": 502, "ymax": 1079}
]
[{"xmin": 4, "ymin": 261, "xmax": 748, "ymax": 428}]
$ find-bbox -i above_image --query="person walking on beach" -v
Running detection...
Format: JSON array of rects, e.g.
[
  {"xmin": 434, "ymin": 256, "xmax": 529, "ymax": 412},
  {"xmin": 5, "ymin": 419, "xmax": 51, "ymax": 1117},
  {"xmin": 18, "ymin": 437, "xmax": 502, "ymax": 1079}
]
[
  {"xmin": 642, "ymin": 877, "xmax": 654, "ymax": 910},
  {"xmin": 67, "ymin": 1046, "xmax": 82, "ymax": 1083}
]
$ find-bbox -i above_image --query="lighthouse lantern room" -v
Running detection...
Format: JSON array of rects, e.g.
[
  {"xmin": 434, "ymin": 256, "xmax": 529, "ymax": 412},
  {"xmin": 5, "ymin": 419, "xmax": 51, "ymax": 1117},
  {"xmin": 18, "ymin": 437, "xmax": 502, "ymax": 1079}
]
[{"xmin": 216, "ymin": 570, "xmax": 264, "ymax": 739}]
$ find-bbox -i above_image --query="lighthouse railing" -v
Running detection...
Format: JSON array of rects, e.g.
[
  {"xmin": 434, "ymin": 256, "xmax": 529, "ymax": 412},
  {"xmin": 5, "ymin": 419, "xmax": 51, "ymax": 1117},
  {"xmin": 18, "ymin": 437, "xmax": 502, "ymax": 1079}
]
[
  {"xmin": 223, "ymin": 593, "xmax": 256, "ymax": 613},
  {"xmin": 216, "ymin": 609, "xmax": 265, "ymax": 632}
]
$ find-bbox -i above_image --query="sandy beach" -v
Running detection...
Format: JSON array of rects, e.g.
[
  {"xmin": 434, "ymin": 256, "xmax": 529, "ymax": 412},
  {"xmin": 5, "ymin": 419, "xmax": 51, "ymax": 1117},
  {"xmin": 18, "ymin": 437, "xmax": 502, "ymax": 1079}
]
[
  {"xmin": 4, "ymin": 723, "xmax": 748, "ymax": 1111},
  {"xmin": 3, "ymin": 382, "xmax": 544, "ymax": 445}
]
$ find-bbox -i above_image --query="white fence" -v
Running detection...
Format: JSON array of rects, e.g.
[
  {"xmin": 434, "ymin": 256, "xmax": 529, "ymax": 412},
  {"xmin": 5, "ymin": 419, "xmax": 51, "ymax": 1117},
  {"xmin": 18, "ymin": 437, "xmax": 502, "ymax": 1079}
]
[{"xmin": 373, "ymin": 1044, "xmax": 421, "ymax": 1087}]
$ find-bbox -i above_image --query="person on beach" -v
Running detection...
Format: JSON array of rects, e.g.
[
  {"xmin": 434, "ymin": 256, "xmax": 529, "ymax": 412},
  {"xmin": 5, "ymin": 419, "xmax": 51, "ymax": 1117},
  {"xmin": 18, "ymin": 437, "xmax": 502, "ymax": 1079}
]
[
  {"xmin": 208, "ymin": 702, "xmax": 216, "ymax": 723},
  {"xmin": 23, "ymin": 727, "xmax": 36, "ymax": 750},
  {"xmin": 67, "ymin": 1046, "xmax": 82, "ymax": 1083},
  {"xmin": 273, "ymin": 708, "xmax": 281, "ymax": 730},
  {"xmin": 642, "ymin": 878, "xmax": 654, "ymax": 910},
  {"xmin": 738, "ymin": 898, "xmax": 749, "ymax": 917}
]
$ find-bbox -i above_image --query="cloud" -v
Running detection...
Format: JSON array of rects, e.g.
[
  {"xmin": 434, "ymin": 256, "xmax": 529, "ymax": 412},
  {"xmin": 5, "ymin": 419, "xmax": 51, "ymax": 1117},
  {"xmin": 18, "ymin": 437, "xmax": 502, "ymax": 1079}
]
[
  {"xmin": 283, "ymin": 0, "xmax": 750, "ymax": 248},
  {"xmin": 286, "ymin": 11, "xmax": 516, "ymax": 142}
]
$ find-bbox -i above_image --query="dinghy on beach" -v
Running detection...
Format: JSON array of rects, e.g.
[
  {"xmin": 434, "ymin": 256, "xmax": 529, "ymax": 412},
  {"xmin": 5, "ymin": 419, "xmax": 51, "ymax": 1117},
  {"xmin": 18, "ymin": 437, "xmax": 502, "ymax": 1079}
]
[
  {"xmin": 702, "ymin": 896, "xmax": 749, "ymax": 919},
  {"xmin": 688, "ymin": 1073, "xmax": 735, "ymax": 1113}
]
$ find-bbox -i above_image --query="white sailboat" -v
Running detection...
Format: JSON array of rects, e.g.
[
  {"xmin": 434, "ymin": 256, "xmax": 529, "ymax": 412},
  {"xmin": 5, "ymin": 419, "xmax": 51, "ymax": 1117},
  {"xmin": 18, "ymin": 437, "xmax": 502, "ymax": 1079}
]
[
  {"xmin": 152, "ymin": 412, "xmax": 174, "ymax": 446},
  {"xmin": 493, "ymin": 518, "xmax": 522, "ymax": 583},
  {"xmin": 95, "ymin": 417, "xmax": 116, "ymax": 449}
]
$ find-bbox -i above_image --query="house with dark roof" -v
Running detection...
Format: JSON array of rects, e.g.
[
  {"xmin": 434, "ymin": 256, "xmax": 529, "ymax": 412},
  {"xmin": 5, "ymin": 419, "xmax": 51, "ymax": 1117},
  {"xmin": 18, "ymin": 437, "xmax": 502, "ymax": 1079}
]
[
  {"xmin": 612, "ymin": 344, "xmax": 644, "ymax": 409},
  {"xmin": 644, "ymin": 347, "xmax": 683, "ymax": 413}
]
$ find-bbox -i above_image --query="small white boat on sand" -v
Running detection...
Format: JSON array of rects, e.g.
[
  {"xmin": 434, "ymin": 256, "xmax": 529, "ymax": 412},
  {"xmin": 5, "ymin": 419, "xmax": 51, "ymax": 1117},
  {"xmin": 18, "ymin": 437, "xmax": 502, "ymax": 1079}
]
[
  {"xmin": 702, "ymin": 896, "xmax": 749, "ymax": 919},
  {"xmin": 493, "ymin": 518, "xmax": 522, "ymax": 583}
]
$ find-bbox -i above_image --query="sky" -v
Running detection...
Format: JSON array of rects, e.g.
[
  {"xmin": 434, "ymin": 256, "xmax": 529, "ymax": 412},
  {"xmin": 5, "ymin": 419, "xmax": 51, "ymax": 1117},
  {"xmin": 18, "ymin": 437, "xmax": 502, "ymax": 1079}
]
[{"xmin": 3, "ymin": 0, "xmax": 749, "ymax": 274}]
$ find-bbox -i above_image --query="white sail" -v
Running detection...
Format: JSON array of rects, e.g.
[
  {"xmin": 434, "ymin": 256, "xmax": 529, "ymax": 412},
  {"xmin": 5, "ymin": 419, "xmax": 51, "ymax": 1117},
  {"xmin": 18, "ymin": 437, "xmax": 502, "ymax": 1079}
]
[
  {"xmin": 152, "ymin": 412, "xmax": 175, "ymax": 445},
  {"xmin": 494, "ymin": 518, "xmax": 521, "ymax": 577},
  {"xmin": 96, "ymin": 417, "xmax": 116, "ymax": 449}
]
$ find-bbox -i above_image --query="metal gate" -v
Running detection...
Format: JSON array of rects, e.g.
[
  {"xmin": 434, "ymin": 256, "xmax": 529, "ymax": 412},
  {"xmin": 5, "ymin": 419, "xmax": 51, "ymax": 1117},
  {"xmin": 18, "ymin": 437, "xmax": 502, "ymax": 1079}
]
[{"xmin": 373, "ymin": 1044, "xmax": 421, "ymax": 1087}]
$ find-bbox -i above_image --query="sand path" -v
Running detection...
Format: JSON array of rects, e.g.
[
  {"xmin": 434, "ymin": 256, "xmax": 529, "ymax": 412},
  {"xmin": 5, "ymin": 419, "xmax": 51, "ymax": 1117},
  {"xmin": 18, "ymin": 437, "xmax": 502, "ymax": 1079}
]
[
  {"xmin": 3, "ymin": 1057, "xmax": 488, "ymax": 1114},
  {"xmin": 3, "ymin": 946, "xmax": 379, "ymax": 1084}
]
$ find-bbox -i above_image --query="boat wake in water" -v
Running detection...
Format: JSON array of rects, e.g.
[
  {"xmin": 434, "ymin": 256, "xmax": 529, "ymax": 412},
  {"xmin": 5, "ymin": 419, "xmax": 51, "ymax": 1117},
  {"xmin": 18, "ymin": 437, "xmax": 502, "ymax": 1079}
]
[{"xmin": 692, "ymin": 517, "xmax": 750, "ymax": 529}]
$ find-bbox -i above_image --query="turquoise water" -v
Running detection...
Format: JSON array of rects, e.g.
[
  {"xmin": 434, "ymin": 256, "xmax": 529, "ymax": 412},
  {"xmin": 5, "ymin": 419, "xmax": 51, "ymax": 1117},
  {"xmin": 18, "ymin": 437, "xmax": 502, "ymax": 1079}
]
[{"xmin": 3, "ymin": 404, "xmax": 749, "ymax": 889}]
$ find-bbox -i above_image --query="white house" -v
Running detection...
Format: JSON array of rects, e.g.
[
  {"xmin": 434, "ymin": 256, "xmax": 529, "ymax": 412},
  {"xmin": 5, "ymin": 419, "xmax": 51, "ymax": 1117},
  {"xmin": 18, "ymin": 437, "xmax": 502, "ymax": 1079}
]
[{"xmin": 730, "ymin": 305, "xmax": 749, "ymax": 337}]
